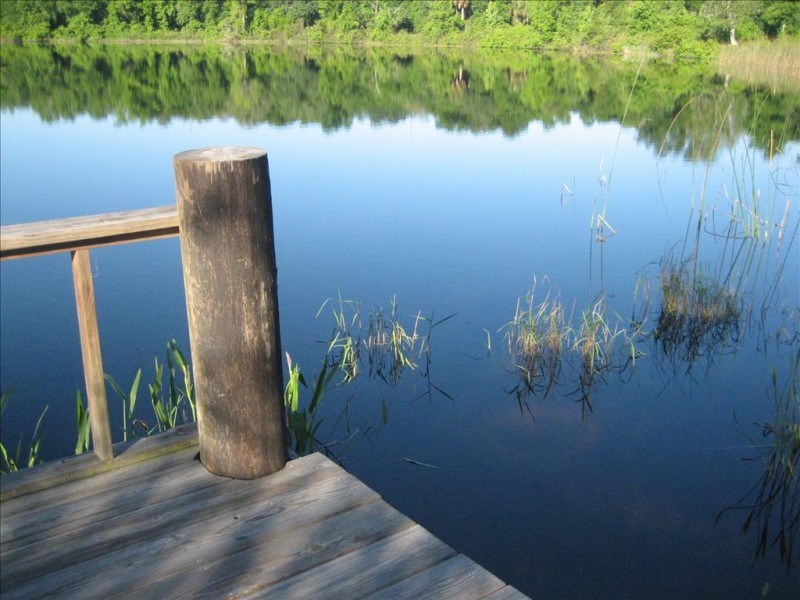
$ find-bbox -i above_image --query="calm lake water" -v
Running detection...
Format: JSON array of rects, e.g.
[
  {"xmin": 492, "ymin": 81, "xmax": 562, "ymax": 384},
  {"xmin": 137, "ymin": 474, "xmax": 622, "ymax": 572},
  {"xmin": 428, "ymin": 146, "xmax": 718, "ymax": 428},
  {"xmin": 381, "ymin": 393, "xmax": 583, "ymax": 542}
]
[{"xmin": 1, "ymin": 45, "xmax": 799, "ymax": 598}]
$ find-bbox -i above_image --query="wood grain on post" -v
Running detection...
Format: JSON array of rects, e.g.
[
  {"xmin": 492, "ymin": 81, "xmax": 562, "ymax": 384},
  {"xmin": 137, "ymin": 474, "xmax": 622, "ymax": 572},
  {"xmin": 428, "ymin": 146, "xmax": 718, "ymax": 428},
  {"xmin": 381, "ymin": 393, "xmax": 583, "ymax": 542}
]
[
  {"xmin": 71, "ymin": 249, "xmax": 114, "ymax": 461},
  {"xmin": 174, "ymin": 147, "xmax": 286, "ymax": 479}
]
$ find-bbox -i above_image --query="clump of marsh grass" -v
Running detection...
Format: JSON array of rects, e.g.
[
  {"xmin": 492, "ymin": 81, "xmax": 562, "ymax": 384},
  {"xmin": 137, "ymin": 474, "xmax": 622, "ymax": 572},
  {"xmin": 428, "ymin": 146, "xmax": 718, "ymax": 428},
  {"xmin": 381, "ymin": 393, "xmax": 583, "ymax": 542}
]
[
  {"xmin": 502, "ymin": 278, "xmax": 568, "ymax": 397},
  {"xmin": 502, "ymin": 282, "xmax": 644, "ymax": 416},
  {"xmin": 366, "ymin": 296, "xmax": 424, "ymax": 384},
  {"xmin": 317, "ymin": 294, "xmax": 362, "ymax": 383},
  {"xmin": 717, "ymin": 41, "xmax": 800, "ymax": 94},
  {"xmin": 319, "ymin": 294, "xmax": 431, "ymax": 386},
  {"xmin": 653, "ymin": 253, "xmax": 741, "ymax": 365},
  {"xmin": 287, "ymin": 294, "xmax": 452, "ymax": 459},
  {"xmin": 718, "ymin": 350, "xmax": 800, "ymax": 572},
  {"xmin": 572, "ymin": 296, "xmax": 633, "ymax": 413}
]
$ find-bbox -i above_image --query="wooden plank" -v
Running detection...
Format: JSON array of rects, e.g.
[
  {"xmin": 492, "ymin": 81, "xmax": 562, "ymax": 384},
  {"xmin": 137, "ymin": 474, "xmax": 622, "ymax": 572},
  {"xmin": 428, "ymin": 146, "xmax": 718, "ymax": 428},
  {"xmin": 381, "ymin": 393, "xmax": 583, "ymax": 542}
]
[
  {"xmin": 71, "ymin": 248, "xmax": 113, "ymax": 461},
  {"xmin": 37, "ymin": 493, "xmax": 409, "ymax": 599},
  {"xmin": 364, "ymin": 554, "xmax": 506, "ymax": 600},
  {"xmin": 0, "ymin": 205, "xmax": 178, "ymax": 260},
  {"xmin": 1, "ymin": 450, "xmax": 529, "ymax": 600},
  {"xmin": 0, "ymin": 453, "xmax": 372, "ymax": 599},
  {"xmin": 0, "ymin": 442, "xmax": 199, "ymax": 520},
  {"xmin": 254, "ymin": 525, "xmax": 459, "ymax": 600},
  {"xmin": 0, "ymin": 453, "xmax": 340, "ymax": 586},
  {"xmin": 0, "ymin": 448, "xmax": 211, "ymax": 550},
  {"xmin": 482, "ymin": 586, "xmax": 531, "ymax": 599},
  {"xmin": 0, "ymin": 423, "xmax": 198, "ymax": 502},
  {"xmin": 180, "ymin": 500, "xmax": 414, "ymax": 600}
]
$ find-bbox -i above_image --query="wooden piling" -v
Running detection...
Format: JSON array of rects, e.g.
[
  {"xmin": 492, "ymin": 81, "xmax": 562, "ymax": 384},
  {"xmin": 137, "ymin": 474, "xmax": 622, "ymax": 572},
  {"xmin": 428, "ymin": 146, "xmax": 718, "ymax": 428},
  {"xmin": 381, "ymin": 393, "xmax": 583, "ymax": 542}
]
[{"xmin": 174, "ymin": 147, "xmax": 286, "ymax": 479}]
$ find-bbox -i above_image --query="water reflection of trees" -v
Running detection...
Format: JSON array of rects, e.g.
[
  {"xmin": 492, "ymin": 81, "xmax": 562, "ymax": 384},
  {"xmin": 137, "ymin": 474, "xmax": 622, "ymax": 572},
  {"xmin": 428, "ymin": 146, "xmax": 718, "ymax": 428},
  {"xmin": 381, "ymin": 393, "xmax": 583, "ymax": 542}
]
[{"xmin": 1, "ymin": 44, "xmax": 797, "ymax": 157}]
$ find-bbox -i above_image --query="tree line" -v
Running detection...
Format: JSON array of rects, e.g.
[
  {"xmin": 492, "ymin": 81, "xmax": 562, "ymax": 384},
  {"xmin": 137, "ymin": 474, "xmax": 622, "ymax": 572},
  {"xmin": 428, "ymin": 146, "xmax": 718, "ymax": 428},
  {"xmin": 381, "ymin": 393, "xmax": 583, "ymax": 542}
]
[{"xmin": 1, "ymin": 1, "xmax": 798, "ymax": 56}]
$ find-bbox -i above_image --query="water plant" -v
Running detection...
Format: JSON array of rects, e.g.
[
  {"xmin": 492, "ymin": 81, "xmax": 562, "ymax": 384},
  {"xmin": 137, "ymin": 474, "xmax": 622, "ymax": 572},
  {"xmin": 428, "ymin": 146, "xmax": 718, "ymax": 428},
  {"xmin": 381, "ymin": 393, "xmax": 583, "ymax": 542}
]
[
  {"xmin": 502, "ymin": 278, "xmax": 568, "ymax": 398},
  {"xmin": 284, "ymin": 352, "xmax": 337, "ymax": 457},
  {"xmin": 718, "ymin": 350, "xmax": 800, "ymax": 573},
  {"xmin": 319, "ymin": 294, "xmax": 429, "ymax": 386},
  {"xmin": 318, "ymin": 294, "xmax": 362, "ymax": 383},
  {"xmin": 75, "ymin": 340, "xmax": 197, "ymax": 454},
  {"xmin": 75, "ymin": 391, "xmax": 91, "ymax": 455},
  {"xmin": 0, "ymin": 389, "xmax": 48, "ymax": 473},
  {"xmin": 572, "ymin": 296, "xmax": 631, "ymax": 412},
  {"xmin": 653, "ymin": 252, "xmax": 741, "ymax": 365},
  {"xmin": 147, "ymin": 339, "xmax": 197, "ymax": 432},
  {"xmin": 104, "ymin": 369, "xmax": 143, "ymax": 442},
  {"xmin": 649, "ymin": 98, "xmax": 799, "ymax": 371},
  {"xmin": 502, "ymin": 281, "xmax": 643, "ymax": 416}
]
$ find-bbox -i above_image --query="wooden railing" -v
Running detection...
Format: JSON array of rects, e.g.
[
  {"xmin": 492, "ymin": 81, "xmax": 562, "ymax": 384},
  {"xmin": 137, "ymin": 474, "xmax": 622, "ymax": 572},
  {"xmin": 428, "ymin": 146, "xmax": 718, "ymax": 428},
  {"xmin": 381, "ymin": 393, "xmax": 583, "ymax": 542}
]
[
  {"xmin": 0, "ymin": 147, "xmax": 287, "ymax": 478},
  {"xmin": 0, "ymin": 206, "xmax": 180, "ymax": 461}
]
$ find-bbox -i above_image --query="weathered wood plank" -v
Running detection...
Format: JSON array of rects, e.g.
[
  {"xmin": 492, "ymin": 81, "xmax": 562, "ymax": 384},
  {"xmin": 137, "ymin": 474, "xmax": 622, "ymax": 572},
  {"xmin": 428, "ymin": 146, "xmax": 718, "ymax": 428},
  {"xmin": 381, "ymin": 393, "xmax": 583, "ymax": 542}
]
[
  {"xmin": 2, "ymin": 454, "xmax": 381, "ymax": 600},
  {"xmin": 0, "ymin": 423, "xmax": 198, "ymax": 503},
  {"xmin": 364, "ymin": 554, "xmax": 506, "ymax": 599},
  {"xmin": 482, "ymin": 586, "xmax": 531, "ymax": 599},
  {"xmin": 65, "ymin": 498, "xmax": 410, "ymax": 600},
  {"xmin": 0, "ymin": 448, "xmax": 212, "ymax": 550},
  {"xmin": 0, "ymin": 453, "xmax": 342, "ymax": 586},
  {"xmin": 0, "ymin": 205, "xmax": 179, "ymax": 260},
  {"xmin": 71, "ymin": 248, "xmax": 114, "ymax": 460},
  {"xmin": 254, "ymin": 525, "xmax": 459, "ymax": 600},
  {"xmin": 0, "ymin": 441, "xmax": 197, "ymax": 519},
  {"xmin": 1, "ymin": 449, "xmax": 531, "ymax": 600}
]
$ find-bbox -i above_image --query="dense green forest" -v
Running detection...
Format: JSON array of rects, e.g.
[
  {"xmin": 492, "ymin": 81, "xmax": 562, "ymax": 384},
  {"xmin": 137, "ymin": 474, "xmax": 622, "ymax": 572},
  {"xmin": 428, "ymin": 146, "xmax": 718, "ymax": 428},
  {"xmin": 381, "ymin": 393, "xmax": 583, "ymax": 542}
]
[
  {"xmin": 1, "ymin": 1, "xmax": 799, "ymax": 56},
  {"xmin": 1, "ymin": 43, "xmax": 797, "ymax": 159}
]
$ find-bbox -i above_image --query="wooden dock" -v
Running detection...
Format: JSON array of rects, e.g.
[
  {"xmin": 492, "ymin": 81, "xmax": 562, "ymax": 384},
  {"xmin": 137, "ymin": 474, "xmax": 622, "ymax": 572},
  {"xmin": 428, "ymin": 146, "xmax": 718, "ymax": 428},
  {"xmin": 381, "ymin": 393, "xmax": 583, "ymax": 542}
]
[
  {"xmin": 0, "ymin": 426, "xmax": 527, "ymax": 599},
  {"xmin": 1, "ymin": 148, "xmax": 528, "ymax": 599}
]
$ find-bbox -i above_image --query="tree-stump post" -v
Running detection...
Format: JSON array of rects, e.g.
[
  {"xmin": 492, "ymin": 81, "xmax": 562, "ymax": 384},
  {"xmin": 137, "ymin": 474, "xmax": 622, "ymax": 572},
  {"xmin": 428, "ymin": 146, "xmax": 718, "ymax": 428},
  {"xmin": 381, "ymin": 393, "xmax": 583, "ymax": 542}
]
[{"xmin": 174, "ymin": 147, "xmax": 287, "ymax": 479}]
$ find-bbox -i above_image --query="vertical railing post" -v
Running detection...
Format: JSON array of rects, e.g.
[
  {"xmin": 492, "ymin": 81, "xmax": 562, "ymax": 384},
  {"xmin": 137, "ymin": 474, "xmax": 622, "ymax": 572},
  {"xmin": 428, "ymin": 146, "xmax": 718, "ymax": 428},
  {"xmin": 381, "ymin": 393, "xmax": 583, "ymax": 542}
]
[
  {"xmin": 174, "ymin": 147, "xmax": 287, "ymax": 479},
  {"xmin": 71, "ymin": 249, "xmax": 113, "ymax": 460}
]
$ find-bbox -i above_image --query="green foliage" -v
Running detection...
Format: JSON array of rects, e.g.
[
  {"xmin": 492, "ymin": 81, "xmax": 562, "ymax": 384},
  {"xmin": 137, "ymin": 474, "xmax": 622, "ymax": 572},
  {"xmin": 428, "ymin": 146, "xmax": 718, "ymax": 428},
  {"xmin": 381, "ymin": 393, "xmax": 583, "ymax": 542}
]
[
  {"xmin": 760, "ymin": 0, "xmax": 800, "ymax": 37},
  {"xmin": 77, "ymin": 339, "xmax": 196, "ymax": 460},
  {"xmin": 419, "ymin": 0, "xmax": 463, "ymax": 37},
  {"xmin": 105, "ymin": 369, "xmax": 143, "ymax": 441},
  {"xmin": 75, "ymin": 391, "xmax": 92, "ymax": 455},
  {"xmin": 147, "ymin": 339, "xmax": 197, "ymax": 432},
  {"xmin": 283, "ymin": 354, "xmax": 337, "ymax": 456},
  {"xmin": 1, "ymin": 389, "xmax": 48, "ymax": 473},
  {"xmin": 0, "ymin": 0, "xmax": 797, "ymax": 53}
]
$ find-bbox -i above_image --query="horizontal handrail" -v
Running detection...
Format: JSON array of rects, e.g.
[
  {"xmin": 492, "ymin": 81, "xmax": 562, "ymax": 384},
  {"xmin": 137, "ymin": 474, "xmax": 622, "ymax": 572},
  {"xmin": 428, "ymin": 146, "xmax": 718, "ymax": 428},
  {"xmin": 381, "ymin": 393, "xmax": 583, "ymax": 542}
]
[
  {"xmin": 0, "ymin": 205, "xmax": 180, "ymax": 462},
  {"xmin": 0, "ymin": 205, "xmax": 178, "ymax": 261}
]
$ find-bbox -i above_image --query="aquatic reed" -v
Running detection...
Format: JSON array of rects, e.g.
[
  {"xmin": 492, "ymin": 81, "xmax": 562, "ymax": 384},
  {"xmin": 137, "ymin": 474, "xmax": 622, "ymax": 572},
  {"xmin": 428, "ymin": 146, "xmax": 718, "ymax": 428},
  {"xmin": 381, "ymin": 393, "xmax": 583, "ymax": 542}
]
[
  {"xmin": 502, "ymin": 280, "xmax": 643, "ymax": 415},
  {"xmin": 718, "ymin": 350, "xmax": 800, "ymax": 572},
  {"xmin": 717, "ymin": 41, "xmax": 800, "ymax": 94},
  {"xmin": 76, "ymin": 339, "xmax": 197, "ymax": 455},
  {"xmin": 0, "ymin": 389, "xmax": 47, "ymax": 473},
  {"xmin": 653, "ymin": 253, "xmax": 741, "ymax": 364},
  {"xmin": 502, "ymin": 278, "xmax": 568, "ymax": 393}
]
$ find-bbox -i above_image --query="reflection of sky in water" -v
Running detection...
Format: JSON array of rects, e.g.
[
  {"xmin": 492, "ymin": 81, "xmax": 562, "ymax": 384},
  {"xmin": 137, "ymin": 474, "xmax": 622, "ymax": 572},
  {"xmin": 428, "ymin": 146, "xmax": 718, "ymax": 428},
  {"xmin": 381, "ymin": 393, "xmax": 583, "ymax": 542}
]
[{"xmin": 1, "ymin": 109, "xmax": 798, "ymax": 598}]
